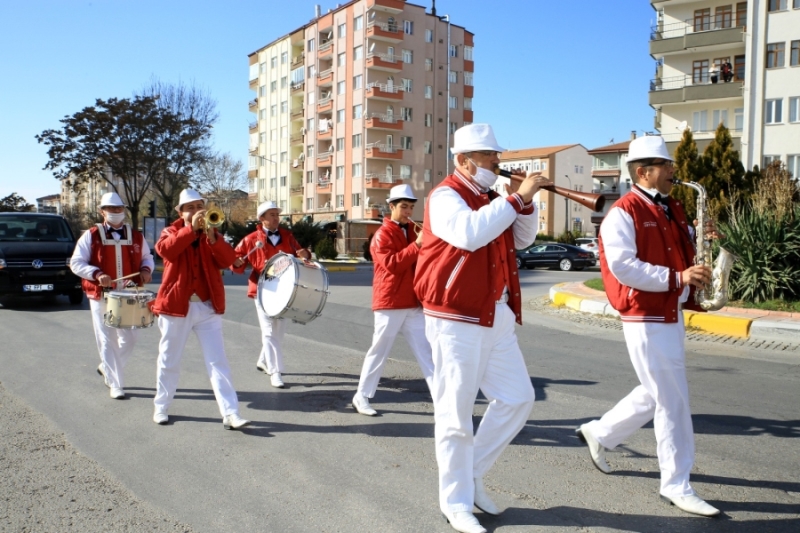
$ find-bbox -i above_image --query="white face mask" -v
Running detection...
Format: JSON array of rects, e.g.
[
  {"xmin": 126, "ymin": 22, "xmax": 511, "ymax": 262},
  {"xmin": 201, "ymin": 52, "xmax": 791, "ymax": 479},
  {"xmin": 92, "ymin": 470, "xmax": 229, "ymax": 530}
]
[
  {"xmin": 105, "ymin": 212, "xmax": 125, "ymax": 225},
  {"xmin": 468, "ymin": 158, "xmax": 498, "ymax": 189}
]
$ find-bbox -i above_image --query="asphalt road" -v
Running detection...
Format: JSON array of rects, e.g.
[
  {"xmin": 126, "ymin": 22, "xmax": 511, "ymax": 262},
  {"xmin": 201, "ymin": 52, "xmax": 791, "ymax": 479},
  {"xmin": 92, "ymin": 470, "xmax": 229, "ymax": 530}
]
[{"xmin": 1, "ymin": 266, "xmax": 798, "ymax": 532}]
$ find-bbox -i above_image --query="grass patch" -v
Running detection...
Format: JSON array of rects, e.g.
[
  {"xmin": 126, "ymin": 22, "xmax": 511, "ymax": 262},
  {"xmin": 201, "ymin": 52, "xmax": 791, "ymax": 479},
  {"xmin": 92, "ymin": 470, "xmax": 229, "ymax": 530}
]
[
  {"xmin": 726, "ymin": 299, "xmax": 800, "ymax": 312},
  {"xmin": 584, "ymin": 278, "xmax": 605, "ymax": 292}
]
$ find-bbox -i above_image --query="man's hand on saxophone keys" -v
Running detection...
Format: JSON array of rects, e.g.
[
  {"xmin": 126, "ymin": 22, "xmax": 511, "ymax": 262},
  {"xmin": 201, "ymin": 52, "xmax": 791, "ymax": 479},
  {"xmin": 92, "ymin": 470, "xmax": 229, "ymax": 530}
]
[{"xmin": 681, "ymin": 264, "xmax": 712, "ymax": 289}]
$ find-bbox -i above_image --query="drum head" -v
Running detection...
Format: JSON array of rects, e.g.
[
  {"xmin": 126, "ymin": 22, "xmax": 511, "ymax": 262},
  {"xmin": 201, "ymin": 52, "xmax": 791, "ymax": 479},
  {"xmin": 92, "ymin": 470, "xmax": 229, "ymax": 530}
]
[{"xmin": 258, "ymin": 254, "xmax": 299, "ymax": 317}]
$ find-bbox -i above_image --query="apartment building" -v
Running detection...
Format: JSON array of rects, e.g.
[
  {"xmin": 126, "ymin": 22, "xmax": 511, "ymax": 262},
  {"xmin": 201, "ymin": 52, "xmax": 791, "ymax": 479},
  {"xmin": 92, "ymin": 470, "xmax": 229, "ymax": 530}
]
[
  {"xmin": 36, "ymin": 194, "xmax": 61, "ymax": 214},
  {"xmin": 649, "ymin": 0, "xmax": 800, "ymax": 176},
  {"xmin": 497, "ymin": 145, "xmax": 593, "ymax": 237},
  {"xmin": 247, "ymin": 0, "xmax": 474, "ymax": 231},
  {"xmin": 587, "ymin": 139, "xmax": 633, "ymax": 233}
]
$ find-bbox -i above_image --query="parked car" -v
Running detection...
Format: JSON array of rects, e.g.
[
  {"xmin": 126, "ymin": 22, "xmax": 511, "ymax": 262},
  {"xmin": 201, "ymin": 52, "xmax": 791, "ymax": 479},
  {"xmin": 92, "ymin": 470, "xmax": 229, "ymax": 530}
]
[
  {"xmin": 516, "ymin": 243, "xmax": 596, "ymax": 271},
  {"xmin": 575, "ymin": 237, "xmax": 600, "ymax": 258},
  {"xmin": 0, "ymin": 213, "xmax": 83, "ymax": 304}
]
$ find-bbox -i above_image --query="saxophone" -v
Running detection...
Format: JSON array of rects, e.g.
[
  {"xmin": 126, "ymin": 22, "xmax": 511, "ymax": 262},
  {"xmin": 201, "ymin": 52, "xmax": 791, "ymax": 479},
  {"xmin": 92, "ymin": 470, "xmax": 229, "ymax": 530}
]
[{"xmin": 672, "ymin": 180, "xmax": 737, "ymax": 311}]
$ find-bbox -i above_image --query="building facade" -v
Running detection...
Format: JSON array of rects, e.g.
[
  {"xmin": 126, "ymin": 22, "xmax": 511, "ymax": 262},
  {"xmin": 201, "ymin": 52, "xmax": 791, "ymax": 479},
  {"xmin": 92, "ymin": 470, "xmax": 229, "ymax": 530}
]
[
  {"xmin": 36, "ymin": 194, "xmax": 61, "ymax": 214},
  {"xmin": 649, "ymin": 0, "xmax": 800, "ymax": 176},
  {"xmin": 247, "ymin": 0, "xmax": 474, "ymax": 230},
  {"xmin": 497, "ymin": 145, "xmax": 593, "ymax": 237},
  {"xmin": 587, "ymin": 139, "xmax": 633, "ymax": 233}
]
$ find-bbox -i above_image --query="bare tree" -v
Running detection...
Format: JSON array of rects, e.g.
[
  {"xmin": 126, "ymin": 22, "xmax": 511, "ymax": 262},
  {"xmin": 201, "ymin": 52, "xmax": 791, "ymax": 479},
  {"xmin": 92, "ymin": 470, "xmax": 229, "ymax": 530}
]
[{"xmin": 192, "ymin": 152, "xmax": 250, "ymax": 222}]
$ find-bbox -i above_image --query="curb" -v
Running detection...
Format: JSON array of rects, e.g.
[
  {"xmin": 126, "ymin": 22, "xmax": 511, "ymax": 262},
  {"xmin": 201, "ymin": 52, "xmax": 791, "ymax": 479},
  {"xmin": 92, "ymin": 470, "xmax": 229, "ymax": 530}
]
[{"xmin": 548, "ymin": 283, "xmax": 800, "ymax": 342}]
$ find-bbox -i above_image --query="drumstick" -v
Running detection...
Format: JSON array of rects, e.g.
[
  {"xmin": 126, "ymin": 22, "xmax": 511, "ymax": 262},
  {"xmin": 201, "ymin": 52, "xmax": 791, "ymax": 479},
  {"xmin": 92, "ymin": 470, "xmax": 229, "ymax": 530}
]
[
  {"xmin": 110, "ymin": 272, "xmax": 141, "ymax": 283},
  {"xmin": 236, "ymin": 241, "xmax": 264, "ymax": 266}
]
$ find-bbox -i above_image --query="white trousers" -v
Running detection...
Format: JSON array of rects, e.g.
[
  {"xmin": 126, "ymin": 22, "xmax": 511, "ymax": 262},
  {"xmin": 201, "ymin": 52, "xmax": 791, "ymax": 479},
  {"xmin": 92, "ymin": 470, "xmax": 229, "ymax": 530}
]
[
  {"xmin": 89, "ymin": 298, "xmax": 138, "ymax": 389},
  {"xmin": 154, "ymin": 301, "xmax": 239, "ymax": 417},
  {"xmin": 356, "ymin": 308, "xmax": 435, "ymax": 398},
  {"xmin": 585, "ymin": 315, "xmax": 695, "ymax": 498},
  {"xmin": 255, "ymin": 298, "xmax": 287, "ymax": 374},
  {"xmin": 425, "ymin": 304, "xmax": 535, "ymax": 514}
]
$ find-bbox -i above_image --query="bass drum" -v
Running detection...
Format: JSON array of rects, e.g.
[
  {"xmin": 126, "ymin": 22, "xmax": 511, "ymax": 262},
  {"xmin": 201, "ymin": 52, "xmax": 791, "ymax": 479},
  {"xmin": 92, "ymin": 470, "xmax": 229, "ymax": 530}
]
[{"xmin": 256, "ymin": 253, "xmax": 329, "ymax": 324}]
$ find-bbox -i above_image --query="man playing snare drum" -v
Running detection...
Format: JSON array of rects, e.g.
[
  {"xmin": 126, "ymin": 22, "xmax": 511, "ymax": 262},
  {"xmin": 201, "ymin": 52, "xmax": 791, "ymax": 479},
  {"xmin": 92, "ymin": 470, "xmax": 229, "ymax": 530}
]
[
  {"xmin": 70, "ymin": 192, "xmax": 154, "ymax": 400},
  {"xmin": 232, "ymin": 201, "xmax": 310, "ymax": 389}
]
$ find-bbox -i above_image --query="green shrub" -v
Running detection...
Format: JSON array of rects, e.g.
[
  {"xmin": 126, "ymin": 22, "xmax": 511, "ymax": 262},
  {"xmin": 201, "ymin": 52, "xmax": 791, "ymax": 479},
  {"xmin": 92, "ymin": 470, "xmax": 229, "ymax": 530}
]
[
  {"xmin": 314, "ymin": 237, "xmax": 338, "ymax": 260},
  {"xmin": 290, "ymin": 220, "xmax": 325, "ymax": 250},
  {"xmin": 556, "ymin": 230, "xmax": 578, "ymax": 245}
]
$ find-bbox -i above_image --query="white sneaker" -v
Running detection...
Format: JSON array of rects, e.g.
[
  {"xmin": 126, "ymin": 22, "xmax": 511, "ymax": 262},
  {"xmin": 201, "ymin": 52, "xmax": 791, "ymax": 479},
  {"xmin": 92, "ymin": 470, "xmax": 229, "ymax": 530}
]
[
  {"xmin": 473, "ymin": 478, "xmax": 501, "ymax": 515},
  {"xmin": 352, "ymin": 393, "xmax": 377, "ymax": 416},
  {"xmin": 153, "ymin": 410, "xmax": 169, "ymax": 425},
  {"xmin": 270, "ymin": 373, "xmax": 285, "ymax": 388},
  {"xmin": 443, "ymin": 511, "xmax": 486, "ymax": 533},
  {"xmin": 256, "ymin": 360, "xmax": 268, "ymax": 373},
  {"xmin": 97, "ymin": 364, "xmax": 110, "ymax": 388},
  {"xmin": 223, "ymin": 412, "xmax": 251, "ymax": 430},
  {"xmin": 661, "ymin": 494, "xmax": 720, "ymax": 517},
  {"xmin": 576, "ymin": 423, "xmax": 611, "ymax": 474},
  {"xmin": 110, "ymin": 387, "xmax": 126, "ymax": 399}
]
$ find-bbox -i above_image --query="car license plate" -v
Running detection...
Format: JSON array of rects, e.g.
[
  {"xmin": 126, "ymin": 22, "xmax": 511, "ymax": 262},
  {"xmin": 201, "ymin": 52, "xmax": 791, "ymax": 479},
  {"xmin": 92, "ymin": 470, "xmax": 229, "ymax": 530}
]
[{"xmin": 23, "ymin": 284, "xmax": 54, "ymax": 292}]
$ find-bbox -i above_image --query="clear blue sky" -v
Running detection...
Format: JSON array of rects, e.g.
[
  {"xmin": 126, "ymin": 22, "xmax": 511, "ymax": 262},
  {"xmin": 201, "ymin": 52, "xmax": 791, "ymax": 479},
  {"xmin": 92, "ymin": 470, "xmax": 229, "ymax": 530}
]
[{"xmin": 0, "ymin": 0, "xmax": 657, "ymax": 204}]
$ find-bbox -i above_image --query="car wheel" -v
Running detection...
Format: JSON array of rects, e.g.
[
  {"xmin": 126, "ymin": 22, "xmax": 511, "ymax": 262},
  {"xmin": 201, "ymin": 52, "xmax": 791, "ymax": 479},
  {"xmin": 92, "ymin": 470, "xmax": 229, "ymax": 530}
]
[
  {"xmin": 559, "ymin": 258, "xmax": 573, "ymax": 271},
  {"xmin": 68, "ymin": 290, "xmax": 83, "ymax": 305}
]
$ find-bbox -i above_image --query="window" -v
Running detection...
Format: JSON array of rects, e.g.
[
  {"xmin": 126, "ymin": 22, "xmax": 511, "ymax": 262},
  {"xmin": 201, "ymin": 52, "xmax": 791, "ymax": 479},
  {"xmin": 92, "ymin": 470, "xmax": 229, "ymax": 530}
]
[
  {"xmin": 352, "ymin": 193, "xmax": 361, "ymax": 206},
  {"xmin": 767, "ymin": 42, "xmax": 785, "ymax": 68},
  {"xmin": 693, "ymin": 110, "xmax": 708, "ymax": 131},
  {"xmin": 337, "ymin": 109, "xmax": 345, "ymax": 123},
  {"xmin": 403, "ymin": 20, "xmax": 413, "ymax": 34},
  {"xmin": 424, "ymin": 169, "xmax": 431, "ymax": 182},
  {"xmin": 734, "ymin": 107, "xmax": 744, "ymax": 130},
  {"xmin": 734, "ymin": 54, "xmax": 746, "ymax": 81},
  {"xmin": 270, "ymin": 177, "xmax": 276, "ymax": 189},
  {"xmin": 281, "ymin": 52, "xmax": 288, "ymax": 64},
  {"xmin": 694, "ymin": 8, "xmax": 711, "ymax": 32},
  {"xmin": 337, "ymin": 81, "xmax": 346, "ymax": 95},
  {"xmin": 258, "ymin": 85, "xmax": 265, "ymax": 97},
  {"xmin": 308, "ymin": 90, "xmax": 316, "ymax": 105},
  {"xmin": 280, "ymin": 151, "xmax": 287, "ymax": 162},
  {"xmin": 270, "ymin": 80, "xmax": 277, "ymax": 92},
  {"xmin": 768, "ymin": 0, "xmax": 788, "ymax": 11},
  {"xmin": 464, "ymin": 72, "xmax": 474, "ymax": 86},
  {"xmin": 789, "ymin": 97, "xmax": 799, "ymax": 122},
  {"xmin": 449, "ymin": 122, "xmax": 458, "ymax": 134},
  {"xmin": 715, "ymin": 5, "xmax": 732, "ymax": 29},
  {"xmin": 353, "ymin": 105, "xmax": 363, "ymax": 120},
  {"xmin": 464, "ymin": 98, "xmax": 473, "ymax": 111},
  {"xmin": 787, "ymin": 155, "xmax": 799, "ymax": 181},
  {"xmin": 336, "ymin": 166, "xmax": 344, "ymax": 180},
  {"xmin": 270, "ymin": 104, "xmax": 277, "ymax": 116},
  {"xmin": 424, "ymin": 141, "xmax": 432, "ymax": 154},
  {"xmin": 352, "ymin": 133, "xmax": 362, "ymax": 148},
  {"xmin": 449, "ymin": 96, "xmax": 458, "ymax": 109},
  {"xmin": 291, "ymin": 66, "xmax": 305, "ymax": 86},
  {"xmin": 307, "ymin": 171, "xmax": 314, "ymax": 184},
  {"xmin": 693, "ymin": 60, "xmax": 709, "ymax": 83},
  {"xmin": 259, "ymin": 108, "xmax": 266, "ymax": 120},
  {"xmin": 307, "ymin": 198, "xmax": 313, "ymax": 210},
  {"xmin": 425, "ymin": 29, "xmax": 433, "ymax": 43},
  {"xmin": 281, "ymin": 126, "xmax": 288, "ymax": 138},
  {"xmin": 424, "ymin": 113, "xmax": 432, "ymax": 127},
  {"xmin": 449, "ymin": 45, "xmax": 458, "ymax": 57},
  {"xmin": 280, "ymin": 175, "xmax": 286, "ymax": 186},
  {"xmin": 464, "ymin": 46, "xmax": 474, "ymax": 60},
  {"xmin": 353, "ymin": 74, "xmax": 362, "ymax": 89},
  {"xmin": 354, "ymin": 45, "xmax": 363, "ymax": 60},
  {"xmin": 281, "ymin": 76, "xmax": 288, "ymax": 88},
  {"xmin": 336, "ymin": 194, "xmax": 344, "ymax": 207},
  {"xmin": 400, "ymin": 107, "xmax": 412, "ymax": 121},
  {"xmin": 425, "ymin": 58, "xmax": 433, "ymax": 71},
  {"xmin": 764, "ymin": 155, "xmax": 780, "ymax": 167},
  {"xmin": 448, "ymin": 71, "xmax": 457, "ymax": 83},
  {"xmin": 307, "ymin": 38, "xmax": 315, "ymax": 52},
  {"xmin": 795, "ymin": 0, "xmax": 800, "ymax": 8},
  {"xmin": 401, "ymin": 136, "xmax": 412, "ymax": 150},
  {"xmin": 425, "ymin": 85, "xmax": 432, "ymax": 99},
  {"xmin": 352, "ymin": 163, "xmax": 362, "ymax": 178},
  {"xmin": 402, "ymin": 78, "xmax": 413, "ymax": 93},
  {"xmin": 280, "ymin": 100, "xmax": 288, "ymax": 113},
  {"xmin": 271, "ymin": 56, "xmax": 277, "ymax": 68},
  {"xmin": 307, "ymin": 118, "xmax": 315, "ymax": 131},
  {"xmin": 259, "ymin": 132, "xmax": 266, "ymax": 144},
  {"xmin": 765, "ymin": 98, "xmax": 783, "ymax": 124},
  {"xmin": 338, "ymin": 52, "xmax": 346, "ymax": 67},
  {"xmin": 338, "ymin": 23, "xmax": 346, "ymax": 38},
  {"xmin": 400, "ymin": 165, "xmax": 412, "ymax": 180},
  {"xmin": 791, "ymin": 40, "xmax": 800, "ymax": 66},
  {"xmin": 259, "ymin": 62, "xmax": 266, "ymax": 74},
  {"xmin": 354, "ymin": 15, "xmax": 363, "ymax": 31},
  {"xmin": 402, "ymin": 49, "xmax": 413, "ymax": 64},
  {"xmin": 712, "ymin": 109, "xmax": 728, "ymax": 128},
  {"xmin": 307, "ymin": 65, "xmax": 316, "ymax": 79},
  {"xmin": 336, "ymin": 137, "xmax": 345, "ymax": 151}
]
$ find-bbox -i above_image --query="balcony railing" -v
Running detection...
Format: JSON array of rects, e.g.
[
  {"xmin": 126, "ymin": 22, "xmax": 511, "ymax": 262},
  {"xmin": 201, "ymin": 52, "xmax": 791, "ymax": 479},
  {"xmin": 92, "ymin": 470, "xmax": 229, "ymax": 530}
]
[
  {"xmin": 366, "ymin": 81, "xmax": 403, "ymax": 94},
  {"xmin": 367, "ymin": 52, "xmax": 402, "ymax": 65},
  {"xmin": 649, "ymin": 74, "xmax": 744, "ymax": 92},
  {"xmin": 319, "ymin": 41, "xmax": 333, "ymax": 53},
  {"xmin": 291, "ymin": 53, "xmax": 305, "ymax": 67},
  {"xmin": 651, "ymin": 17, "xmax": 744, "ymax": 41}
]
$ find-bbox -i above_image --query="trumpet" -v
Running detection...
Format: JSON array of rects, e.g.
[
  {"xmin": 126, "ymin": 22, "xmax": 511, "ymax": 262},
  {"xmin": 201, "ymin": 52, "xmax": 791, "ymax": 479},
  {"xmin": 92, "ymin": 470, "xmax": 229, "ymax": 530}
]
[{"xmin": 201, "ymin": 205, "xmax": 226, "ymax": 229}]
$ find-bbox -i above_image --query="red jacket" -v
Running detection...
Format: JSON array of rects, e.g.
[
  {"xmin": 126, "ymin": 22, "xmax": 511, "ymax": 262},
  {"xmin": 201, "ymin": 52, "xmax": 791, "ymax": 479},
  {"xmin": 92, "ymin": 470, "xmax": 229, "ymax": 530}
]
[
  {"xmin": 232, "ymin": 226, "xmax": 305, "ymax": 299},
  {"xmin": 152, "ymin": 219, "xmax": 236, "ymax": 317},
  {"xmin": 371, "ymin": 217, "xmax": 421, "ymax": 311},
  {"xmin": 81, "ymin": 225, "xmax": 146, "ymax": 301},
  {"xmin": 600, "ymin": 187, "xmax": 703, "ymax": 323},
  {"xmin": 414, "ymin": 173, "xmax": 530, "ymax": 327}
]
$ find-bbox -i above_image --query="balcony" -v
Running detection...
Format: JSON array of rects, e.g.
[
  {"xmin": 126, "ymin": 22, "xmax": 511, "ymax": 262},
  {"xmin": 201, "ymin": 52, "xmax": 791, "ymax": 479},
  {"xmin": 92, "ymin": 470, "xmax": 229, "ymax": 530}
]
[
  {"xmin": 365, "ymin": 113, "xmax": 404, "ymax": 131},
  {"xmin": 367, "ymin": 0, "xmax": 404, "ymax": 13},
  {"xmin": 317, "ymin": 127, "xmax": 332, "ymax": 140},
  {"xmin": 291, "ymin": 81, "xmax": 305, "ymax": 93},
  {"xmin": 650, "ymin": 19, "xmax": 744, "ymax": 57},
  {"xmin": 318, "ymin": 69, "xmax": 333, "ymax": 86},
  {"xmin": 290, "ymin": 132, "xmax": 303, "ymax": 144},
  {"xmin": 317, "ymin": 97, "xmax": 333, "ymax": 112},
  {"xmin": 249, "ymin": 121, "xmax": 258, "ymax": 133},
  {"xmin": 317, "ymin": 151, "xmax": 333, "ymax": 166},
  {"xmin": 366, "ymin": 21, "xmax": 404, "ymax": 42},
  {"xmin": 248, "ymin": 98, "xmax": 258, "ymax": 112},
  {"xmin": 366, "ymin": 52, "xmax": 403, "ymax": 72},
  {"xmin": 463, "ymin": 110, "xmax": 474, "ymax": 123},
  {"xmin": 649, "ymin": 75, "xmax": 743, "ymax": 106},
  {"xmin": 366, "ymin": 82, "xmax": 404, "ymax": 101},
  {"xmin": 290, "ymin": 186, "xmax": 304, "ymax": 196},
  {"xmin": 291, "ymin": 53, "xmax": 305, "ymax": 67},
  {"xmin": 319, "ymin": 41, "xmax": 333, "ymax": 58},
  {"xmin": 291, "ymin": 105, "xmax": 305, "ymax": 118},
  {"xmin": 364, "ymin": 207, "xmax": 383, "ymax": 218},
  {"xmin": 366, "ymin": 144, "xmax": 403, "ymax": 160},
  {"xmin": 316, "ymin": 179, "xmax": 332, "ymax": 192},
  {"xmin": 365, "ymin": 174, "xmax": 402, "ymax": 189},
  {"xmin": 591, "ymin": 167, "xmax": 621, "ymax": 179},
  {"xmin": 464, "ymin": 85, "xmax": 474, "ymax": 98}
]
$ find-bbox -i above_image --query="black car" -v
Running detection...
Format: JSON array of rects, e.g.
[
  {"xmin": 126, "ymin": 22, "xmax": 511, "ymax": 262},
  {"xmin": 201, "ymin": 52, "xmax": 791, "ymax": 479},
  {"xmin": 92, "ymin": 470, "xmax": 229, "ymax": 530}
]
[
  {"xmin": 0, "ymin": 213, "xmax": 83, "ymax": 304},
  {"xmin": 516, "ymin": 243, "xmax": 596, "ymax": 271}
]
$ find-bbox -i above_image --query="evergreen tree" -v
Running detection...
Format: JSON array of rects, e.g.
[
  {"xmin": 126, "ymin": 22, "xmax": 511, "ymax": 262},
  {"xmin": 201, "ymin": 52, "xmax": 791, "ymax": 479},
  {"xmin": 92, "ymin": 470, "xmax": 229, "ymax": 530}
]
[
  {"xmin": 699, "ymin": 123, "xmax": 749, "ymax": 221},
  {"xmin": 670, "ymin": 128, "xmax": 703, "ymax": 220}
]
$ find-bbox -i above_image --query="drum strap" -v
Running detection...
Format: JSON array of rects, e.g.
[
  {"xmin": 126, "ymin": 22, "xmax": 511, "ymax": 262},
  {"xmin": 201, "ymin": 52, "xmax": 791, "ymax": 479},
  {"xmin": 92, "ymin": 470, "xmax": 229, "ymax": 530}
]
[{"xmin": 97, "ymin": 224, "xmax": 133, "ymax": 290}]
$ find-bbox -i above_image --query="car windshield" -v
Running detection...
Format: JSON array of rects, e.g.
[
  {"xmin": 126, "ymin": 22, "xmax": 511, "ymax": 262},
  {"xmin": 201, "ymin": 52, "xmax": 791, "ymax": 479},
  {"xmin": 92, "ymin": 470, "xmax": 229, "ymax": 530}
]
[{"xmin": 0, "ymin": 215, "xmax": 73, "ymax": 242}]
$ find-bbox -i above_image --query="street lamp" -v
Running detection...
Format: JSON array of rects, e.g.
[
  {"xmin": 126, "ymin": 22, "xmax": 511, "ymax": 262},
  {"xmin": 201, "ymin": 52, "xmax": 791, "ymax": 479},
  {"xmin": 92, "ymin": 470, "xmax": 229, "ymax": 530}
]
[{"xmin": 563, "ymin": 174, "xmax": 572, "ymax": 235}]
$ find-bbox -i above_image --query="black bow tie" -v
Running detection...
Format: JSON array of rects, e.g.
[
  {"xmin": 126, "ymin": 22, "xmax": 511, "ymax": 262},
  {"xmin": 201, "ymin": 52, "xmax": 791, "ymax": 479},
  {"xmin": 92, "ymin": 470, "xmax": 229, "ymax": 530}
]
[
  {"xmin": 107, "ymin": 227, "xmax": 126, "ymax": 239},
  {"xmin": 267, "ymin": 230, "xmax": 280, "ymax": 237},
  {"xmin": 654, "ymin": 194, "xmax": 669, "ymax": 206},
  {"xmin": 398, "ymin": 223, "xmax": 409, "ymax": 230}
]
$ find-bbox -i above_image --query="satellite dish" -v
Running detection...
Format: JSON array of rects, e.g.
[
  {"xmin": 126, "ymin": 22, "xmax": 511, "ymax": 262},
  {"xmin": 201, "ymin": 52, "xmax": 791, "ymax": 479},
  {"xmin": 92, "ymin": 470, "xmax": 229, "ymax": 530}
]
[
  {"xmin": 370, "ymin": 11, "xmax": 376, "ymax": 19},
  {"xmin": 677, "ymin": 120, "xmax": 689, "ymax": 132},
  {"xmin": 369, "ymin": 42, "xmax": 376, "ymax": 53}
]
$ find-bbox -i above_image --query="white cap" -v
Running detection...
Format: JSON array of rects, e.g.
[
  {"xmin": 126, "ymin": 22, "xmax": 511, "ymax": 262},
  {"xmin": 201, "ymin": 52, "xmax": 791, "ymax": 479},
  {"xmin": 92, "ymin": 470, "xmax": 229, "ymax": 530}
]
[
  {"xmin": 627, "ymin": 135, "xmax": 673, "ymax": 162},
  {"xmin": 386, "ymin": 184, "xmax": 417, "ymax": 203},
  {"xmin": 257, "ymin": 201, "xmax": 280, "ymax": 218},
  {"xmin": 176, "ymin": 189, "xmax": 206, "ymax": 210},
  {"xmin": 450, "ymin": 123, "xmax": 506, "ymax": 155},
  {"xmin": 99, "ymin": 192, "xmax": 125, "ymax": 208}
]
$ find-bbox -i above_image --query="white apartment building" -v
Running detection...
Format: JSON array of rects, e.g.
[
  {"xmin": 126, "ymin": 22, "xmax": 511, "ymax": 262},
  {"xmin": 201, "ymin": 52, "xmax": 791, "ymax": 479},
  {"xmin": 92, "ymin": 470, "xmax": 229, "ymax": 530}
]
[
  {"xmin": 247, "ymin": 0, "xmax": 474, "ymax": 227},
  {"xmin": 587, "ymin": 139, "xmax": 634, "ymax": 234},
  {"xmin": 650, "ymin": 0, "xmax": 800, "ymax": 177},
  {"xmin": 497, "ymin": 145, "xmax": 593, "ymax": 237}
]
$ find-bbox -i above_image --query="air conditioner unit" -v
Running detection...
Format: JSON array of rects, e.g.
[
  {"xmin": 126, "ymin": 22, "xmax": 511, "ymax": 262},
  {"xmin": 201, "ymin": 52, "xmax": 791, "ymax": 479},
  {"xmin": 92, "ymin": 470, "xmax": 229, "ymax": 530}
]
[
  {"xmin": 299, "ymin": 153, "xmax": 306, "ymax": 160},
  {"xmin": 301, "ymin": 127, "xmax": 307, "ymax": 134}
]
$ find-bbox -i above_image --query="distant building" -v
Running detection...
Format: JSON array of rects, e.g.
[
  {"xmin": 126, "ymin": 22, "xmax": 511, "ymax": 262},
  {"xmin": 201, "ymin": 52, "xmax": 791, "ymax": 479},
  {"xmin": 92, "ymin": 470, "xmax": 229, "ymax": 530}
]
[
  {"xmin": 36, "ymin": 194, "xmax": 61, "ymax": 214},
  {"xmin": 587, "ymin": 138, "xmax": 633, "ymax": 233},
  {"xmin": 649, "ymin": 0, "xmax": 800, "ymax": 175},
  {"xmin": 498, "ymin": 144, "xmax": 593, "ymax": 237}
]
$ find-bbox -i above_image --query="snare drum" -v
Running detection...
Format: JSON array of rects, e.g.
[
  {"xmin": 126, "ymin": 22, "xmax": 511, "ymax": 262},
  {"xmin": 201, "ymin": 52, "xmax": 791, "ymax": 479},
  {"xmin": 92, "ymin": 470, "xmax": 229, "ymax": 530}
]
[
  {"xmin": 104, "ymin": 288, "xmax": 156, "ymax": 329},
  {"xmin": 256, "ymin": 253, "xmax": 329, "ymax": 324}
]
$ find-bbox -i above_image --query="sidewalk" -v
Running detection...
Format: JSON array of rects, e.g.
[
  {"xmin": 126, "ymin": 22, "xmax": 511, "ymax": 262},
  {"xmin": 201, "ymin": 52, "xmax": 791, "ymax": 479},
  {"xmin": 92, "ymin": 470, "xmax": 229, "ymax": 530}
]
[{"xmin": 549, "ymin": 282, "xmax": 800, "ymax": 342}]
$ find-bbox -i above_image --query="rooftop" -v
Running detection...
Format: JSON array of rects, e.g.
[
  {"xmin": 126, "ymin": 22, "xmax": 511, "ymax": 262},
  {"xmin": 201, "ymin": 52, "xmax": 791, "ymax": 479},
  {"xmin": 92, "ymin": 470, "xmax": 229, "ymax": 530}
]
[{"xmin": 500, "ymin": 144, "xmax": 580, "ymax": 161}]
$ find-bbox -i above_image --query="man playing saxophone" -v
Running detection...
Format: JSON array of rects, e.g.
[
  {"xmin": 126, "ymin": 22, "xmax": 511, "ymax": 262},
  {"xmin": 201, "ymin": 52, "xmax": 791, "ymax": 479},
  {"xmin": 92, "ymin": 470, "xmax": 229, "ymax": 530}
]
[{"xmin": 576, "ymin": 136, "xmax": 721, "ymax": 517}]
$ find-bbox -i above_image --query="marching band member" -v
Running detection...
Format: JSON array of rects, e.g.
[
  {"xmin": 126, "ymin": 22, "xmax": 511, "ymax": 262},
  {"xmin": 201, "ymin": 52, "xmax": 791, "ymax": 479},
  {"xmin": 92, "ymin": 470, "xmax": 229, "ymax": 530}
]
[
  {"xmin": 151, "ymin": 189, "xmax": 249, "ymax": 430},
  {"xmin": 414, "ymin": 124, "xmax": 548, "ymax": 533},
  {"xmin": 576, "ymin": 136, "xmax": 720, "ymax": 517},
  {"xmin": 232, "ymin": 201, "xmax": 309, "ymax": 389},
  {"xmin": 352, "ymin": 184, "xmax": 434, "ymax": 417},
  {"xmin": 70, "ymin": 192, "xmax": 154, "ymax": 400}
]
